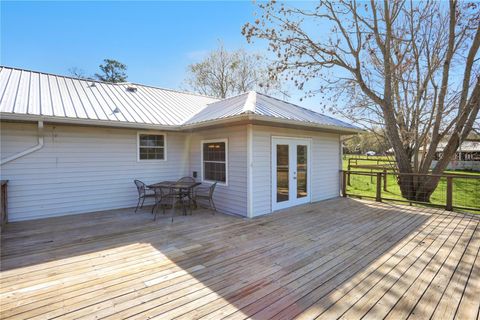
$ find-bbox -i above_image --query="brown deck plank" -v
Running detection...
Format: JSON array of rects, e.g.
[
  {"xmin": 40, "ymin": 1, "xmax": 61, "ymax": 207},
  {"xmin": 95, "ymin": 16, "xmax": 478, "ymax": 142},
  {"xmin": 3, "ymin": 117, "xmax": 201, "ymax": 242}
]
[{"xmin": 0, "ymin": 198, "xmax": 478, "ymax": 320}]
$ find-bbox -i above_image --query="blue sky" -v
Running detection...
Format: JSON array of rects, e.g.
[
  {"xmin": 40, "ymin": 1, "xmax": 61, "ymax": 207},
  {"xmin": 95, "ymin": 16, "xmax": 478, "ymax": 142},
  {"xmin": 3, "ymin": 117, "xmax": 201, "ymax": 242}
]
[
  {"xmin": 1, "ymin": 1, "xmax": 336, "ymax": 114},
  {"xmin": 1, "ymin": 1, "xmax": 260, "ymax": 87}
]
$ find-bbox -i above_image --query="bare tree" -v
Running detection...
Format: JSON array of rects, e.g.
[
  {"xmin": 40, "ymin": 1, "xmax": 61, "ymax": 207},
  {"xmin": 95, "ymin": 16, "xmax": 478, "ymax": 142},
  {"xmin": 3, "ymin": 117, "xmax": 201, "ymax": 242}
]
[
  {"xmin": 185, "ymin": 43, "xmax": 283, "ymax": 98},
  {"xmin": 243, "ymin": 0, "xmax": 480, "ymax": 202},
  {"xmin": 68, "ymin": 67, "xmax": 86, "ymax": 79}
]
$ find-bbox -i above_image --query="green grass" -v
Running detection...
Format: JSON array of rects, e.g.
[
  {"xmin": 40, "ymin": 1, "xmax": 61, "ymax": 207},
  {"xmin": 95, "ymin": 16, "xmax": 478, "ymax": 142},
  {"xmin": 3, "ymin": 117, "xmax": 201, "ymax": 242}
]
[{"xmin": 342, "ymin": 155, "xmax": 480, "ymax": 213}]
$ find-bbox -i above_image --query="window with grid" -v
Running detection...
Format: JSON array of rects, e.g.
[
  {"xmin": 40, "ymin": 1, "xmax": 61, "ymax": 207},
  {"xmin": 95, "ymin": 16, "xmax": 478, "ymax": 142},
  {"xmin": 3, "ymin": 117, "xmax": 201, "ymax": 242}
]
[
  {"xmin": 138, "ymin": 134, "xmax": 165, "ymax": 160},
  {"xmin": 202, "ymin": 140, "xmax": 227, "ymax": 183}
]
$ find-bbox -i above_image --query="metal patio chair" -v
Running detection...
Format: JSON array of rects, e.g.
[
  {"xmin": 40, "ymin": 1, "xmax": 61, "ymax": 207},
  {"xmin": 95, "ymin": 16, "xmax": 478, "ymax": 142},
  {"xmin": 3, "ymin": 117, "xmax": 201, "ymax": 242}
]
[
  {"xmin": 194, "ymin": 182, "xmax": 217, "ymax": 213},
  {"xmin": 177, "ymin": 176, "xmax": 196, "ymax": 211},
  {"xmin": 153, "ymin": 186, "xmax": 192, "ymax": 221},
  {"xmin": 134, "ymin": 180, "xmax": 155, "ymax": 212}
]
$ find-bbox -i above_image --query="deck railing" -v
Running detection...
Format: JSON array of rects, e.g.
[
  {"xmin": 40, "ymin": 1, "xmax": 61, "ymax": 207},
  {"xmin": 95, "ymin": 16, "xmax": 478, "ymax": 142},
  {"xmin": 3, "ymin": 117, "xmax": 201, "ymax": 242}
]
[{"xmin": 341, "ymin": 170, "xmax": 480, "ymax": 213}]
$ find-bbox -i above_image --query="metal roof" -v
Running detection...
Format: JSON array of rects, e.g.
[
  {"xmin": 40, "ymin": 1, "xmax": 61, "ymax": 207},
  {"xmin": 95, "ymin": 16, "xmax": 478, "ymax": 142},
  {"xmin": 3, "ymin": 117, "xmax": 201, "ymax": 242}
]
[
  {"xmin": 184, "ymin": 91, "xmax": 359, "ymax": 131},
  {"xmin": 0, "ymin": 66, "xmax": 218, "ymax": 127},
  {"xmin": 437, "ymin": 141, "xmax": 480, "ymax": 152},
  {"xmin": 0, "ymin": 66, "xmax": 360, "ymax": 133}
]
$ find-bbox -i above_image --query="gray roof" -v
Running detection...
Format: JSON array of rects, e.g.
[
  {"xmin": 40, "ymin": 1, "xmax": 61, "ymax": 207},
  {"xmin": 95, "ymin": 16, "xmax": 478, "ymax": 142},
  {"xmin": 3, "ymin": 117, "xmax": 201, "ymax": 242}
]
[
  {"xmin": 0, "ymin": 66, "xmax": 217, "ymax": 127},
  {"xmin": 184, "ymin": 91, "xmax": 358, "ymax": 130},
  {"xmin": 437, "ymin": 141, "xmax": 480, "ymax": 152},
  {"xmin": 0, "ymin": 66, "xmax": 360, "ymax": 133}
]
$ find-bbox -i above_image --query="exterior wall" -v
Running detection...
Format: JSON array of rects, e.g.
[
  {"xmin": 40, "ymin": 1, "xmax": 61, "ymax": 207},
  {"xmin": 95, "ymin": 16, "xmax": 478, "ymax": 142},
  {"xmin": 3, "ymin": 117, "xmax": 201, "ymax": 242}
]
[
  {"xmin": 0, "ymin": 122, "xmax": 189, "ymax": 221},
  {"xmin": 251, "ymin": 125, "xmax": 341, "ymax": 217},
  {"xmin": 1, "ymin": 121, "xmax": 339, "ymax": 221},
  {"xmin": 188, "ymin": 125, "xmax": 248, "ymax": 217},
  {"xmin": 432, "ymin": 160, "xmax": 480, "ymax": 172}
]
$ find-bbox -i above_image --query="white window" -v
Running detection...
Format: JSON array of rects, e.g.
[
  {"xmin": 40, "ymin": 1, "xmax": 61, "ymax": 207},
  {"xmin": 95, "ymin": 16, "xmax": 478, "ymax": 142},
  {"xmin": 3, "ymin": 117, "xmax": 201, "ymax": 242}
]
[
  {"xmin": 137, "ymin": 133, "xmax": 166, "ymax": 161},
  {"xmin": 201, "ymin": 139, "xmax": 228, "ymax": 185}
]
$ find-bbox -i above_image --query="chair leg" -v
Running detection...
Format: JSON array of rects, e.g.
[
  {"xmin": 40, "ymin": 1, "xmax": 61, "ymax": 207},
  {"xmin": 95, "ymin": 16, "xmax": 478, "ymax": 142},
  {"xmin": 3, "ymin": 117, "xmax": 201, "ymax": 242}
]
[
  {"xmin": 140, "ymin": 197, "xmax": 146, "ymax": 209},
  {"xmin": 135, "ymin": 197, "xmax": 141, "ymax": 213},
  {"xmin": 151, "ymin": 201, "xmax": 157, "ymax": 214},
  {"xmin": 210, "ymin": 198, "xmax": 216, "ymax": 214}
]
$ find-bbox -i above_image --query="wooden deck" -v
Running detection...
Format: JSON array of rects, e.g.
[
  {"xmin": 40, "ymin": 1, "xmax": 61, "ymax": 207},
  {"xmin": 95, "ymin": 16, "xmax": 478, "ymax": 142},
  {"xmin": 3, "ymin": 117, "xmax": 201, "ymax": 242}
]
[{"xmin": 1, "ymin": 198, "xmax": 479, "ymax": 320}]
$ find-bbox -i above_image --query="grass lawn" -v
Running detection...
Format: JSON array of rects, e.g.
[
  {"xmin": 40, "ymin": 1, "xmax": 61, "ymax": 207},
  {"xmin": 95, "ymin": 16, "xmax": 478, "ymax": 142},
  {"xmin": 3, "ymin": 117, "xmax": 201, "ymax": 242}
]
[{"xmin": 343, "ymin": 155, "xmax": 480, "ymax": 213}]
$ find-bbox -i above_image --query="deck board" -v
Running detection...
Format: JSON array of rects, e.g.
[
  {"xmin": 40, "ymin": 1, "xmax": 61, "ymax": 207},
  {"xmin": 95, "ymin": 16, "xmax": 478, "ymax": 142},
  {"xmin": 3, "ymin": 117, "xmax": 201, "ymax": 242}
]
[{"xmin": 1, "ymin": 198, "xmax": 478, "ymax": 320}]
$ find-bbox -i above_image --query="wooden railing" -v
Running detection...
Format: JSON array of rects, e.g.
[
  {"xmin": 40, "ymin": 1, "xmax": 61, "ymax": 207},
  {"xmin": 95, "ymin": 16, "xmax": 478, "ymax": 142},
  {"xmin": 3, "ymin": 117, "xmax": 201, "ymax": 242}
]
[
  {"xmin": 346, "ymin": 157, "xmax": 397, "ymax": 186},
  {"xmin": 341, "ymin": 170, "xmax": 480, "ymax": 213}
]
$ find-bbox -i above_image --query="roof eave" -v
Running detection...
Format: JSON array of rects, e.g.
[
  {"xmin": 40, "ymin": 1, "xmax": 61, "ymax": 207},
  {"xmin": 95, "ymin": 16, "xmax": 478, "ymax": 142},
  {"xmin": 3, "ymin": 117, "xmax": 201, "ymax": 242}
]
[
  {"xmin": 0, "ymin": 113, "xmax": 181, "ymax": 131},
  {"xmin": 182, "ymin": 114, "xmax": 364, "ymax": 134},
  {"xmin": 1, "ymin": 112, "xmax": 364, "ymax": 134}
]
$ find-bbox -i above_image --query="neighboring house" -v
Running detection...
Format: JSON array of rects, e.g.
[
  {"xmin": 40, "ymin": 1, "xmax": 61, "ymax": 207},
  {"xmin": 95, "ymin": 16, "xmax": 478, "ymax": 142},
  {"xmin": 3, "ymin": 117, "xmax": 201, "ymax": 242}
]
[
  {"xmin": 432, "ymin": 139, "xmax": 480, "ymax": 171},
  {"xmin": 0, "ymin": 66, "xmax": 360, "ymax": 221}
]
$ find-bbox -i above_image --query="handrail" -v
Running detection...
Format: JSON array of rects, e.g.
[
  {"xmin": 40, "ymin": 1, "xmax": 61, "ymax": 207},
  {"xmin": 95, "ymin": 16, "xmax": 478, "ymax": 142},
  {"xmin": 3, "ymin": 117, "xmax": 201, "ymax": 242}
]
[
  {"xmin": 341, "ymin": 169, "xmax": 480, "ymax": 180},
  {"xmin": 341, "ymin": 170, "xmax": 480, "ymax": 213}
]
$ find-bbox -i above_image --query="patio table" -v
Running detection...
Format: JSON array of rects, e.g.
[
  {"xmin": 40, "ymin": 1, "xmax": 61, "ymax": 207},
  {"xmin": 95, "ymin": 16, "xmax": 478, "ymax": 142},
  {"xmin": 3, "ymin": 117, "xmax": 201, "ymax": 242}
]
[{"xmin": 147, "ymin": 181, "xmax": 201, "ymax": 217}]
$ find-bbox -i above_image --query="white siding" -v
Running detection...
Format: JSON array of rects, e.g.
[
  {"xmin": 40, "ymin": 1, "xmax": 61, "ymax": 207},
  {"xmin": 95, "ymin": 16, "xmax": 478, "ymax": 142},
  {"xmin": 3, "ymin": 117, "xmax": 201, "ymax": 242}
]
[
  {"xmin": 252, "ymin": 125, "xmax": 341, "ymax": 217},
  {"xmin": 0, "ymin": 122, "xmax": 189, "ymax": 221},
  {"xmin": 189, "ymin": 125, "xmax": 248, "ymax": 217}
]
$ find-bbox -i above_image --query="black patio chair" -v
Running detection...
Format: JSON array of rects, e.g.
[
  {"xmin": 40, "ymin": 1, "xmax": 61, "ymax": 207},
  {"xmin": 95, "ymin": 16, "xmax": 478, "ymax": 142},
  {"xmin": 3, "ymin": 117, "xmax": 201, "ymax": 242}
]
[
  {"xmin": 177, "ymin": 176, "xmax": 196, "ymax": 183},
  {"xmin": 194, "ymin": 182, "xmax": 217, "ymax": 213},
  {"xmin": 153, "ymin": 187, "xmax": 191, "ymax": 221},
  {"xmin": 134, "ymin": 180, "xmax": 155, "ymax": 212},
  {"xmin": 177, "ymin": 176, "xmax": 196, "ymax": 211}
]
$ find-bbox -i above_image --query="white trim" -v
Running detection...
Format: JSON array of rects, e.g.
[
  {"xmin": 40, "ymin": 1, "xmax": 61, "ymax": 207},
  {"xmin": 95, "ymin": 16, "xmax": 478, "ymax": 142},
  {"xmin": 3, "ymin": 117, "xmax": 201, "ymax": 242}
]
[
  {"xmin": 247, "ymin": 124, "xmax": 253, "ymax": 218},
  {"xmin": 271, "ymin": 137, "xmax": 312, "ymax": 211},
  {"xmin": 1, "ymin": 112, "xmax": 363, "ymax": 134},
  {"xmin": 136, "ymin": 131, "xmax": 167, "ymax": 162},
  {"xmin": 200, "ymin": 138, "xmax": 228, "ymax": 186}
]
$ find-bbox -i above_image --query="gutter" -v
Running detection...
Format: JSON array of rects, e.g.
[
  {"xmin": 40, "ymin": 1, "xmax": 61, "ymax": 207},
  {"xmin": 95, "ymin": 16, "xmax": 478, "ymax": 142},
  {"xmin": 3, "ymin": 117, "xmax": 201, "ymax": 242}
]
[
  {"xmin": 1, "ymin": 121, "xmax": 44, "ymax": 166},
  {"xmin": 1, "ymin": 113, "xmax": 364, "ymax": 135},
  {"xmin": 182, "ymin": 114, "xmax": 364, "ymax": 134}
]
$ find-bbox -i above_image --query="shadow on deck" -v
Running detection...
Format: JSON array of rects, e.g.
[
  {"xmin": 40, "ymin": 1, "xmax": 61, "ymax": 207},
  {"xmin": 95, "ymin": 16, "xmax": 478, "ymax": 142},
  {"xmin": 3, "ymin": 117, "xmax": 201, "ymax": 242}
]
[{"xmin": 1, "ymin": 198, "xmax": 478, "ymax": 319}]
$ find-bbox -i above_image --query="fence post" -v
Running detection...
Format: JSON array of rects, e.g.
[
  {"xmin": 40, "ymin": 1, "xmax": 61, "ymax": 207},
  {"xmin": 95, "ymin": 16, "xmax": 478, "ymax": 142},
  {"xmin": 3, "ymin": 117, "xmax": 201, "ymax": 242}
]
[
  {"xmin": 383, "ymin": 169, "xmax": 388, "ymax": 191},
  {"xmin": 446, "ymin": 176, "xmax": 453, "ymax": 211},
  {"xmin": 376, "ymin": 172, "xmax": 382, "ymax": 202},
  {"xmin": 342, "ymin": 171, "xmax": 347, "ymax": 197}
]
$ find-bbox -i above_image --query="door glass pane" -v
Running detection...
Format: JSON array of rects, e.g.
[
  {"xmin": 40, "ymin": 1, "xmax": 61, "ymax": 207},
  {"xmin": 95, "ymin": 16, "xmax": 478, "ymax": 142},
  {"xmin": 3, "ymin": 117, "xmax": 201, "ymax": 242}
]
[
  {"xmin": 297, "ymin": 145, "xmax": 307, "ymax": 198},
  {"xmin": 277, "ymin": 144, "xmax": 289, "ymax": 202}
]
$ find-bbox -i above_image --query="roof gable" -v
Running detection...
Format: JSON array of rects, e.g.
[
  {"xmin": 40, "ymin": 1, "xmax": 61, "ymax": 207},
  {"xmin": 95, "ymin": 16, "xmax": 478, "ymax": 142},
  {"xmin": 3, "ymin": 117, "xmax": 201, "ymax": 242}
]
[{"xmin": 184, "ymin": 91, "xmax": 358, "ymax": 131}]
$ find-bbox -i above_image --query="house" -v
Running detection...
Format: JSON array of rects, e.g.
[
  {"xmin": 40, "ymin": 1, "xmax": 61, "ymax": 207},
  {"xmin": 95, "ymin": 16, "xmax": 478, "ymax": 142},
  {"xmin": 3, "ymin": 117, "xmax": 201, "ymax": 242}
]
[
  {"xmin": 0, "ymin": 66, "xmax": 360, "ymax": 221},
  {"xmin": 432, "ymin": 138, "xmax": 480, "ymax": 171}
]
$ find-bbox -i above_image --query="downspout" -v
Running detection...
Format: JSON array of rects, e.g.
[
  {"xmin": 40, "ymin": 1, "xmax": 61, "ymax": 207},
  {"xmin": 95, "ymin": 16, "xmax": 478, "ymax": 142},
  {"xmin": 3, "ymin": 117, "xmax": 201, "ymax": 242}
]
[{"xmin": 1, "ymin": 121, "xmax": 44, "ymax": 166}]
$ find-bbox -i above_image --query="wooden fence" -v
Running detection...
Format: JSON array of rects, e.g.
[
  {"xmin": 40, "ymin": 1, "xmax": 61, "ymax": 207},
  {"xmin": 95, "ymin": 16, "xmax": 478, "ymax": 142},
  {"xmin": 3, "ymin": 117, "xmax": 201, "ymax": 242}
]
[{"xmin": 341, "ymin": 170, "xmax": 480, "ymax": 213}]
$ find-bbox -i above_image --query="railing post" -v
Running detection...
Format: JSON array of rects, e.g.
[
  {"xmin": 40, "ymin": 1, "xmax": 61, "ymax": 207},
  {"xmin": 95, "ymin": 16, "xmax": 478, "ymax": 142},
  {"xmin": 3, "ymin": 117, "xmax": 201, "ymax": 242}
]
[
  {"xmin": 446, "ymin": 176, "xmax": 453, "ymax": 211},
  {"xmin": 347, "ymin": 160, "xmax": 351, "ymax": 186},
  {"xmin": 383, "ymin": 169, "xmax": 388, "ymax": 191},
  {"xmin": 376, "ymin": 172, "xmax": 382, "ymax": 202},
  {"xmin": 342, "ymin": 171, "xmax": 347, "ymax": 197}
]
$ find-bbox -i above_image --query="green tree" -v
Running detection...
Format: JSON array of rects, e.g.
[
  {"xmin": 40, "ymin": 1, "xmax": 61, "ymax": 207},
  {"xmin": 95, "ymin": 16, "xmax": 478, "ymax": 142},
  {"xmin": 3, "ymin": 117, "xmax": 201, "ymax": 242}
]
[{"xmin": 94, "ymin": 59, "xmax": 128, "ymax": 83}]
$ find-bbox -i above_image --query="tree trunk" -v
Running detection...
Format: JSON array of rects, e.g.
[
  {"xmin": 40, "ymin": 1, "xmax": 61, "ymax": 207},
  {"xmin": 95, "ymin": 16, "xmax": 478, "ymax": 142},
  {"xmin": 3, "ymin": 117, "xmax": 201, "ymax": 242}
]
[{"xmin": 397, "ymin": 173, "xmax": 441, "ymax": 202}]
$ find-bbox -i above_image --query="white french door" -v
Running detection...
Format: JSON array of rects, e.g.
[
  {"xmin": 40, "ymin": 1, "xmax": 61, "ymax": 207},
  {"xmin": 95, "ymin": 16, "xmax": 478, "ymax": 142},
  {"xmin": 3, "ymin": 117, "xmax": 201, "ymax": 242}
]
[{"xmin": 272, "ymin": 137, "xmax": 311, "ymax": 211}]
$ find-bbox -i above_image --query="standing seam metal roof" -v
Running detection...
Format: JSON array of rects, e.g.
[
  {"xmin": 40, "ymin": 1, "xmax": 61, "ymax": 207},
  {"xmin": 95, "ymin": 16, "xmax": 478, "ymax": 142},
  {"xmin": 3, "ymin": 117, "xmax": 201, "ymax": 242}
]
[
  {"xmin": 0, "ymin": 66, "xmax": 360, "ymax": 132},
  {"xmin": 0, "ymin": 66, "xmax": 218, "ymax": 126}
]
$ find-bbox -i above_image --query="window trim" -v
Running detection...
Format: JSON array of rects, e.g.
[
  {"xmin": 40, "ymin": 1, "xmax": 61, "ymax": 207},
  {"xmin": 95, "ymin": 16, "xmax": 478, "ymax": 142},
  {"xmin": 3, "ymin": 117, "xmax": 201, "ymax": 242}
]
[
  {"xmin": 200, "ymin": 138, "xmax": 228, "ymax": 186},
  {"xmin": 137, "ymin": 131, "xmax": 167, "ymax": 162}
]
